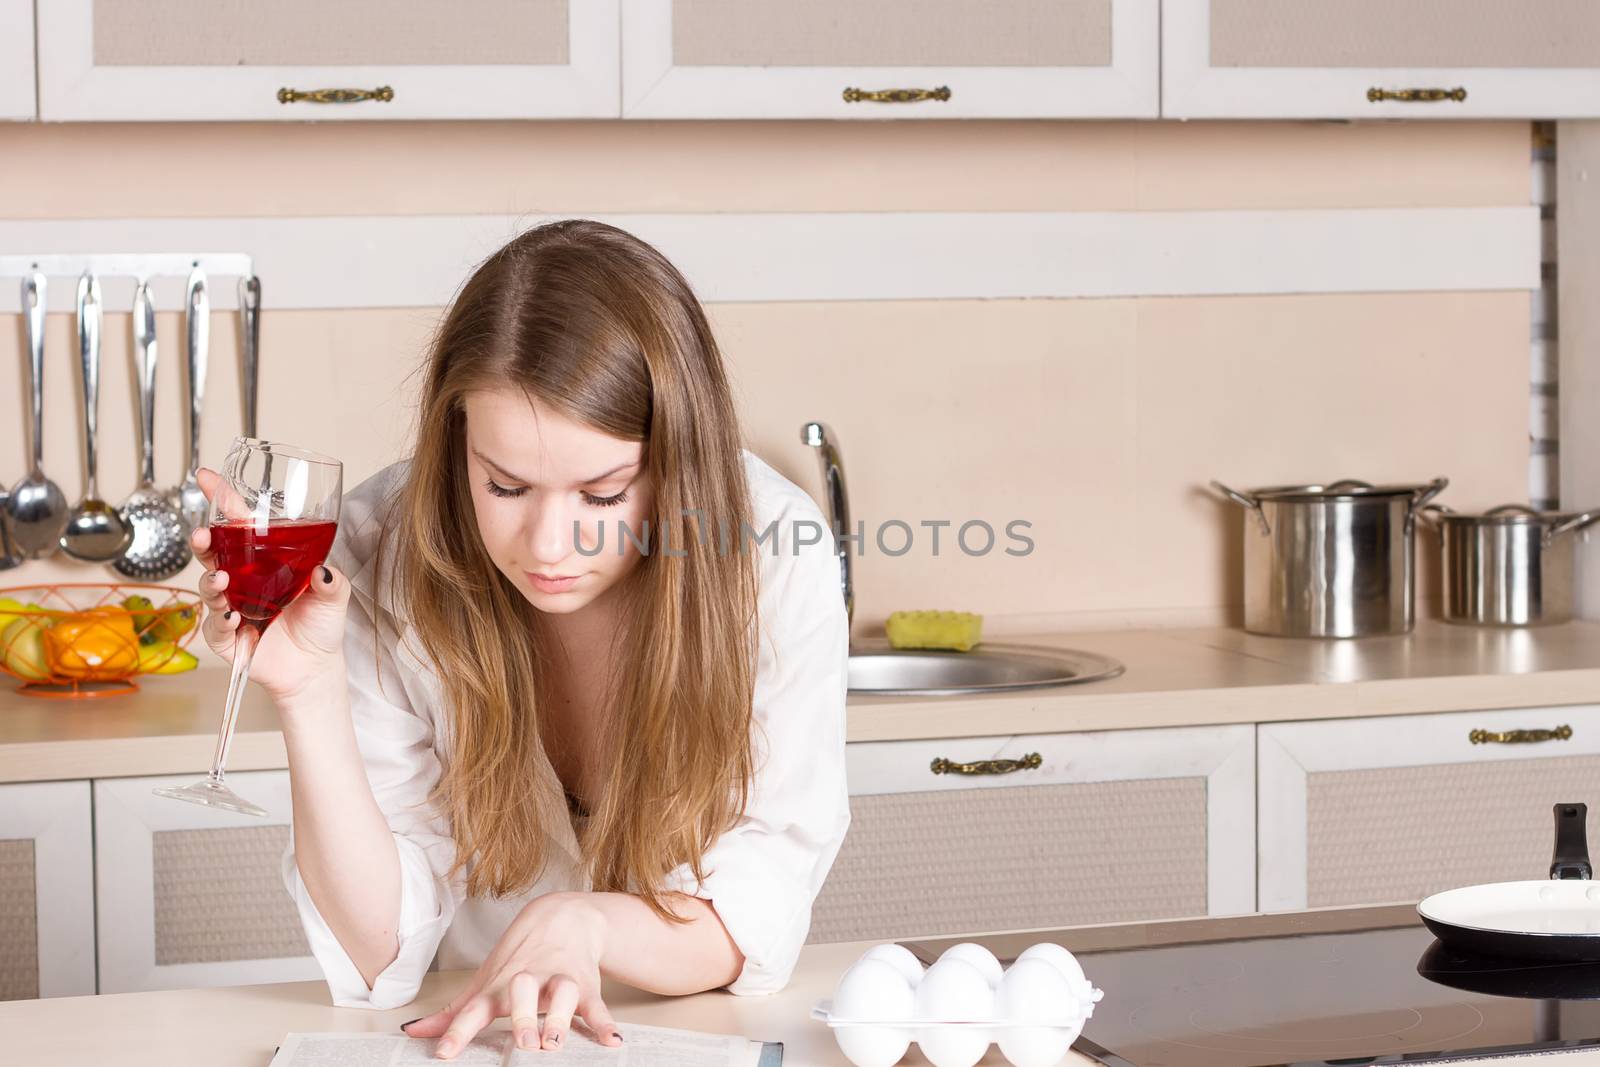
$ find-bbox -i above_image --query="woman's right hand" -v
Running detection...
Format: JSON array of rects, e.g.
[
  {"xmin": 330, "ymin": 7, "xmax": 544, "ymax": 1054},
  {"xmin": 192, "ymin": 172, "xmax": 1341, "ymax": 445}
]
[{"xmin": 192, "ymin": 467, "xmax": 352, "ymax": 706}]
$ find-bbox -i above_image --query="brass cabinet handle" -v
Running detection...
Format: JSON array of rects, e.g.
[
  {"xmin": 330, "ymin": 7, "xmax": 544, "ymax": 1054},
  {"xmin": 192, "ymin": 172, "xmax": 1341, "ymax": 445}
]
[
  {"xmin": 930, "ymin": 752, "xmax": 1042, "ymax": 776},
  {"xmin": 843, "ymin": 86, "xmax": 952, "ymax": 104},
  {"xmin": 1470, "ymin": 725, "xmax": 1573, "ymax": 745},
  {"xmin": 278, "ymin": 86, "xmax": 395, "ymax": 105},
  {"xmin": 1367, "ymin": 87, "xmax": 1467, "ymax": 103}
]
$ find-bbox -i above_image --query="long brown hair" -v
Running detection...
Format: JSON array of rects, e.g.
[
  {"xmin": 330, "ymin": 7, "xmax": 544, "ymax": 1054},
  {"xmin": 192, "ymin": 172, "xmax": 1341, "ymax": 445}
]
[{"xmin": 382, "ymin": 220, "xmax": 759, "ymax": 919}]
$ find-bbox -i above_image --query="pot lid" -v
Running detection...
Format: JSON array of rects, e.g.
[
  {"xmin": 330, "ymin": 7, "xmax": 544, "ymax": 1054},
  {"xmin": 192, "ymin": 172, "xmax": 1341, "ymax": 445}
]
[
  {"xmin": 1426, "ymin": 503, "xmax": 1593, "ymax": 526},
  {"xmin": 1246, "ymin": 479, "xmax": 1439, "ymax": 503}
]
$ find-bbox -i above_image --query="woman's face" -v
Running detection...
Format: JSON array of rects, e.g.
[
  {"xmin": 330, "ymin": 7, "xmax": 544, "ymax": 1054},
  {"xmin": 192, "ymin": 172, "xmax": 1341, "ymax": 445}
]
[{"xmin": 464, "ymin": 388, "xmax": 654, "ymax": 616}]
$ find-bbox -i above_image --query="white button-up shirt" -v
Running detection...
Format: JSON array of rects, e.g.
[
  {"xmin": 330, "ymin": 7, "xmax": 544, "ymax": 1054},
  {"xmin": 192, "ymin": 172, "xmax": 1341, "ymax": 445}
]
[{"xmin": 280, "ymin": 449, "xmax": 851, "ymax": 1009}]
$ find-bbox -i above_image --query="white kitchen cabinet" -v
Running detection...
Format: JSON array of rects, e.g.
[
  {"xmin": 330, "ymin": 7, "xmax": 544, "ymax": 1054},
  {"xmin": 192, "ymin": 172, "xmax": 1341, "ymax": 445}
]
[
  {"xmin": 622, "ymin": 0, "xmax": 1158, "ymax": 119},
  {"xmin": 0, "ymin": 781, "xmax": 94, "ymax": 999},
  {"xmin": 1259, "ymin": 705, "xmax": 1600, "ymax": 912},
  {"xmin": 0, "ymin": 0, "xmax": 36, "ymax": 120},
  {"xmin": 93, "ymin": 771, "xmax": 321, "ymax": 993},
  {"xmin": 1164, "ymin": 0, "xmax": 1600, "ymax": 119},
  {"xmin": 809, "ymin": 723, "xmax": 1254, "ymax": 943},
  {"xmin": 35, "ymin": 0, "xmax": 619, "ymax": 121}
]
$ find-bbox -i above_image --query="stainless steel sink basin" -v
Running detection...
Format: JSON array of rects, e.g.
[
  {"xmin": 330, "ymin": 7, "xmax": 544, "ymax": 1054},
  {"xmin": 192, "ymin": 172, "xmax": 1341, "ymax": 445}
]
[{"xmin": 847, "ymin": 641, "xmax": 1125, "ymax": 696}]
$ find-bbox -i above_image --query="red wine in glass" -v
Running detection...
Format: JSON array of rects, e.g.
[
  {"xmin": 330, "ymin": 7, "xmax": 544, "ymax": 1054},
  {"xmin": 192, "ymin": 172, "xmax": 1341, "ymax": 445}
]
[
  {"xmin": 210, "ymin": 519, "xmax": 338, "ymax": 628},
  {"xmin": 154, "ymin": 437, "xmax": 342, "ymax": 818}
]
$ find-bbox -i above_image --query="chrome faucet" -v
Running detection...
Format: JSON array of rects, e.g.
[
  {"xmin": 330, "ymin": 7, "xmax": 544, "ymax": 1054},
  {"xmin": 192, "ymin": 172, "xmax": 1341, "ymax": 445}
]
[{"xmin": 801, "ymin": 421, "xmax": 853, "ymax": 630}]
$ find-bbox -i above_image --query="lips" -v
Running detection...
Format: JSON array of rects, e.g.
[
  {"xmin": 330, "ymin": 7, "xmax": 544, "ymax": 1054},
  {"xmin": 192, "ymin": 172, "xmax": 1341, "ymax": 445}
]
[{"xmin": 527, "ymin": 571, "xmax": 581, "ymax": 592}]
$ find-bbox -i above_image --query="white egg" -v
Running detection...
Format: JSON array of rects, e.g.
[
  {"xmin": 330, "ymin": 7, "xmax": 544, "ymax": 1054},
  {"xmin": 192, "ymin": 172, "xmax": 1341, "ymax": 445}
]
[
  {"xmin": 831, "ymin": 958, "xmax": 914, "ymax": 1067},
  {"xmin": 995, "ymin": 959, "xmax": 1081, "ymax": 1067},
  {"xmin": 914, "ymin": 959, "xmax": 994, "ymax": 1067},
  {"xmin": 1015, "ymin": 943, "xmax": 1087, "ymax": 988},
  {"xmin": 938, "ymin": 942, "xmax": 1003, "ymax": 988},
  {"xmin": 860, "ymin": 943, "xmax": 926, "ymax": 988}
]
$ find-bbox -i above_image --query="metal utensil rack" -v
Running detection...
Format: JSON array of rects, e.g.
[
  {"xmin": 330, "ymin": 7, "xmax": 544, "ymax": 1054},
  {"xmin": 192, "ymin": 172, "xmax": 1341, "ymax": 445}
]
[{"xmin": 1, "ymin": 252, "xmax": 259, "ymax": 569}]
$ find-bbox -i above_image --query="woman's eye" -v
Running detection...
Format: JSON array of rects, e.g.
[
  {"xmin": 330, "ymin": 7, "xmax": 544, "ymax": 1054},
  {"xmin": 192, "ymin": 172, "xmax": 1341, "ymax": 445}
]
[
  {"xmin": 484, "ymin": 479, "xmax": 525, "ymax": 499},
  {"xmin": 582, "ymin": 490, "xmax": 629, "ymax": 508}
]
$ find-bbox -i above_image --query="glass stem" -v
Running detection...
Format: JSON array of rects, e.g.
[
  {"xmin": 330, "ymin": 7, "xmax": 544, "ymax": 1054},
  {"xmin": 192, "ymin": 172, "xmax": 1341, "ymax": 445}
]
[{"xmin": 208, "ymin": 623, "xmax": 261, "ymax": 784}]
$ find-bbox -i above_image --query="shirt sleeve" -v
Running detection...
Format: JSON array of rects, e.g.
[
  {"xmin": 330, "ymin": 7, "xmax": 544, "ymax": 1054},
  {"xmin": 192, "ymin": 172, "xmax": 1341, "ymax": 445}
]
[
  {"xmin": 280, "ymin": 574, "xmax": 465, "ymax": 1010},
  {"xmin": 660, "ymin": 499, "xmax": 852, "ymax": 995}
]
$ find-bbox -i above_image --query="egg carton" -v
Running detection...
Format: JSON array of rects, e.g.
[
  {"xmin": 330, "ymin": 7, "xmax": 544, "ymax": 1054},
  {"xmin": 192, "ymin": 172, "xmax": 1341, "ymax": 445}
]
[{"xmin": 812, "ymin": 941, "xmax": 1105, "ymax": 1067}]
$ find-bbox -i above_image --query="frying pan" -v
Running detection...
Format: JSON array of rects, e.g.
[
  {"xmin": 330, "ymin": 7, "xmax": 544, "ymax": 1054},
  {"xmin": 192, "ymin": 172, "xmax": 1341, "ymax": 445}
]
[{"xmin": 1419, "ymin": 803, "xmax": 1600, "ymax": 962}]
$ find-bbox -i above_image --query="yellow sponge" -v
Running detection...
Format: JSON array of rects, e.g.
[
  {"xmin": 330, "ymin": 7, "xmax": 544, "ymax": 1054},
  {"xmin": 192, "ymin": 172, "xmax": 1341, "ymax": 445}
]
[{"xmin": 885, "ymin": 610, "xmax": 984, "ymax": 653}]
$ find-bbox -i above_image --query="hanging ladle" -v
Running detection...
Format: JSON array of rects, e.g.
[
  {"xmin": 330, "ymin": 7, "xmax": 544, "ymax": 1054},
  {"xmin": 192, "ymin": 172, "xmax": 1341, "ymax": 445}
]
[
  {"xmin": 6, "ymin": 272, "xmax": 70, "ymax": 559},
  {"xmin": 60, "ymin": 272, "xmax": 133, "ymax": 563}
]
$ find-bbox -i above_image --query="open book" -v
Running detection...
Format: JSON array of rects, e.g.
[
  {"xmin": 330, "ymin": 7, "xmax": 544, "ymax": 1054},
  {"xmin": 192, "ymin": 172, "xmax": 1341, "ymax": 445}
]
[{"xmin": 267, "ymin": 1022, "xmax": 781, "ymax": 1067}]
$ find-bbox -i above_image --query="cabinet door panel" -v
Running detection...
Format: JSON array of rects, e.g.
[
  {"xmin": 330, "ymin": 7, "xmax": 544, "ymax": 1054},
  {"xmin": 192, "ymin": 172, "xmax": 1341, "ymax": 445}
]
[
  {"xmin": 1165, "ymin": 0, "xmax": 1600, "ymax": 118},
  {"xmin": 0, "ymin": 781, "xmax": 94, "ymax": 999},
  {"xmin": 624, "ymin": 0, "xmax": 1158, "ymax": 118},
  {"xmin": 95, "ymin": 771, "xmax": 320, "ymax": 992},
  {"xmin": 0, "ymin": 0, "xmax": 35, "ymax": 120},
  {"xmin": 1259, "ymin": 705, "xmax": 1600, "ymax": 911},
  {"xmin": 38, "ymin": 0, "xmax": 619, "ymax": 120},
  {"xmin": 811, "ymin": 724, "xmax": 1255, "ymax": 943}
]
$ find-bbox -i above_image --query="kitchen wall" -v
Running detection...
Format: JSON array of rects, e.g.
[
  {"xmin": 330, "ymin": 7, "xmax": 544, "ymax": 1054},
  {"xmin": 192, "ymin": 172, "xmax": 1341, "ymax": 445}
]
[{"xmin": 0, "ymin": 120, "xmax": 1531, "ymax": 638}]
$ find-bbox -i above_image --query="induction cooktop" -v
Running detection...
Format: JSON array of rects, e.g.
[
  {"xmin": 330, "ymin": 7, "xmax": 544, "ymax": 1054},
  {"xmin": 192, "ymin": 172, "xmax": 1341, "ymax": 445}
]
[{"xmin": 905, "ymin": 913, "xmax": 1600, "ymax": 1066}]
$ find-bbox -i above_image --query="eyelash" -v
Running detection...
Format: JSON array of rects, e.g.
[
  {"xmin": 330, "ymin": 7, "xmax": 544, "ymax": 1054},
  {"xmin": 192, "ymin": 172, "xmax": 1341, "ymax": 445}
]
[{"xmin": 484, "ymin": 479, "xmax": 630, "ymax": 508}]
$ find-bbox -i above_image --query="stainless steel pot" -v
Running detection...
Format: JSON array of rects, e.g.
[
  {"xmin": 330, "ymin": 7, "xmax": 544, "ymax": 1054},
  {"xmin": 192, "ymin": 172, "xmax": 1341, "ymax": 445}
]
[
  {"xmin": 1212, "ymin": 477, "xmax": 1448, "ymax": 638},
  {"xmin": 1421, "ymin": 503, "xmax": 1600, "ymax": 626}
]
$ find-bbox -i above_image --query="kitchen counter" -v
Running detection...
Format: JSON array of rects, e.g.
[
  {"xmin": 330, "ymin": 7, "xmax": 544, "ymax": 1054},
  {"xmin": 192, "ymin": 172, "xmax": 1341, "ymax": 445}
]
[
  {"xmin": 5, "ymin": 620, "xmax": 1600, "ymax": 782},
  {"xmin": 0, "ymin": 905, "xmax": 1588, "ymax": 1066}
]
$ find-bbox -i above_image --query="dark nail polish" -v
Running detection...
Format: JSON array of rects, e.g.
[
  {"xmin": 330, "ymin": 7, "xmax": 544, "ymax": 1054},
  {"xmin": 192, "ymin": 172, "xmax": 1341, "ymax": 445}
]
[
  {"xmin": 546, "ymin": 1033, "xmax": 562, "ymax": 1047},
  {"xmin": 322, "ymin": 566, "xmax": 333, "ymax": 584},
  {"xmin": 400, "ymin": 1017, "xmax": 423, "ymax": 1033},
  {"xmin": 223, "ymin": 611, "xmax": 233, "ymax": 621},
  {"xmin": 612, "ymin": 1032, "xmax": 624, "ymax": 1044}
]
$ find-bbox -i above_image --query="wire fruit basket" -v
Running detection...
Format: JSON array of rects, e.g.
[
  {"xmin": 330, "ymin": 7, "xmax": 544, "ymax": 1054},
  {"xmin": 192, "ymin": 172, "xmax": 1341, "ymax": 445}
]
[{"xmin": 0, "ymin": 583, "xmax": 205, "ymax": 698}]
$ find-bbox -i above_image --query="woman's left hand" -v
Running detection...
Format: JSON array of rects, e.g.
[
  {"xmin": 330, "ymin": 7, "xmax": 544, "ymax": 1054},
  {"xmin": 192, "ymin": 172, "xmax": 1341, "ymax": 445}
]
[{"xmin": 401, "ymin": 892, "xmax": 624, "ymax": 1059}]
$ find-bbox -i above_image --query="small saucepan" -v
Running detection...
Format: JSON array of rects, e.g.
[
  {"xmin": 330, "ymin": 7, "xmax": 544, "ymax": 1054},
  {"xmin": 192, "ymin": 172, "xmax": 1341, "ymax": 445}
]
[
  {"xmin": 1420, "ymin": 504, "xmax": 1600, "ymax": 626},
  {"xmin": 1420, "ymin": 803, "xmax": 1600, "ymax": 962}
]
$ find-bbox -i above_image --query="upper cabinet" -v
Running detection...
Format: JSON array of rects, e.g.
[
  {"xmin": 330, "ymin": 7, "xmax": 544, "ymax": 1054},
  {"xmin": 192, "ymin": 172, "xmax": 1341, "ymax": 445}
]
[
  {"xmin": 1164, "ymin": 0, "xmax": 1600, "ymax": 119},
  {"xmin": 35, "ymin": 0, "xmax": 620, "ymax": 121},
  {"xmin": 621, "ymin": 0, "xmax": 1159, "ymax": 119},
  {"xmin": 0, "ymin": 0, "xmax": 36, "ymax": 120}
]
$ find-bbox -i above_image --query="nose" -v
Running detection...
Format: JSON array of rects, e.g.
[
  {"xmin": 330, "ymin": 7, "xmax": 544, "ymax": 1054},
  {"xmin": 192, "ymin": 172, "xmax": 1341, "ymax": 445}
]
[{"xmin": 527, "ymin": 494, "xmax": 578, "ymax": 567}]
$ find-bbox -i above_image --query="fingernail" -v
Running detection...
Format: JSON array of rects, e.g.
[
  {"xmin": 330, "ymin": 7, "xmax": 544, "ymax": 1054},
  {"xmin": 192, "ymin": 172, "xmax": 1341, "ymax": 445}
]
[
  {"xmin": 400, "ymin": 1017, "xmax": 422, "ymax": 1033},
  {"xmin": 436, "ymin": 1037, "xmax": 457, "ymax": 1058},
  {"xmin": 515, "ymin": 1029, "xmax": 535, "ymax": 1049},
  {"xmin": 612, "ymin": 1031, "xmax": 624, "ymax": 1044},
  {"xmin": 544, "ymin": 1032, "xmax": 562, "ymax": 1049},
  {"xmin": 322, "ymin": 566, "xmax": 333, "ymax": 584},
  {"xmin": 223, "ymin": 611, "xmax": 233, "ymax": 621}
]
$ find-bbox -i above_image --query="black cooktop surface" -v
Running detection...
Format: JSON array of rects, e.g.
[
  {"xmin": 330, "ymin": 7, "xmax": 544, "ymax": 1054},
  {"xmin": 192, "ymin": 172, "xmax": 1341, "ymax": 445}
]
[{"xmin": 1072, "ymin": 922, "xmax": 1600, "ymax": 1066}]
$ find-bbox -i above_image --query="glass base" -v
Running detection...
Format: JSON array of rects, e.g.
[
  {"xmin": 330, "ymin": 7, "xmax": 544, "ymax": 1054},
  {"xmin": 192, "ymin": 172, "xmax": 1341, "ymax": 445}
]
[{"xmin": 152, "ymin": 777, "xmax": 269, "ymax": 818}]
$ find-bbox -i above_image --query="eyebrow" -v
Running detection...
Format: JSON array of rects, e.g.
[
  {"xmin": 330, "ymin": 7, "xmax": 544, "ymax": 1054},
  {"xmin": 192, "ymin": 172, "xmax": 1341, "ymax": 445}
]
[{"xmin": 472, "ymin": 448, "xmax": 638, "ymax": 487}]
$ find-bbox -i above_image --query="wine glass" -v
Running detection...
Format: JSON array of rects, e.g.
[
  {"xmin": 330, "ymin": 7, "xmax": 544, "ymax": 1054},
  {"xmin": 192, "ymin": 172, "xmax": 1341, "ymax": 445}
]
[{"xmin": 154, "ymin": 438, "xmax": 342, "ymax": 817}]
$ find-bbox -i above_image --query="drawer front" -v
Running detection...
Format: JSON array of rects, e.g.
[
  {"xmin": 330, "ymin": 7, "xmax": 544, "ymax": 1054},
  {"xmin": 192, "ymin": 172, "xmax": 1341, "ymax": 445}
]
[
  {"xmin": 1260, "ymin": 705, "xmax": 1600, "ymax": 911},
  {"xmin": 810, "ymin": 775, "xmax": 1207, "ymax": 943},
  {"xmin": 1307, "ymin": 753, "xmax": 1600, "ymax": 908},
  {"xmin": 811, "ymin": 724, "xmax": 1256, "ymax": 943},
  {"xmin": 95, "ymin": 771, "xmax": 321, "ymax": 992}
]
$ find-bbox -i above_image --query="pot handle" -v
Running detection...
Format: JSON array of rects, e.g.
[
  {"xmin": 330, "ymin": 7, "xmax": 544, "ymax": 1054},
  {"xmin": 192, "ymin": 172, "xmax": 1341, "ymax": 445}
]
[
  {"xmin": 1411, "ymin": 477, "xmax": 1450, "ymax": 510},
  {"xmin": 1546, "ymin": 507, "xmax": 1600, "ymax": 545},
  {"xmin": 1551, "ymin": 802, "xmax": 1592, "ymax": 881},
  {"xmin": 1210, "ymin": 480, "xmax": 1270, "ymax": 536}
]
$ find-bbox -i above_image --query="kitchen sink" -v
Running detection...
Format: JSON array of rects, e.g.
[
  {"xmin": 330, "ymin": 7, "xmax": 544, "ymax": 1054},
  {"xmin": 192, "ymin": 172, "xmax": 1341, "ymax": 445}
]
[
  {"xmin": 846, "ymin": 641, "xmax": 1125, "ymax": 696},
  {"xmin": 799, "ymin": 421, "xmax": 1126, "ymax": 697}
]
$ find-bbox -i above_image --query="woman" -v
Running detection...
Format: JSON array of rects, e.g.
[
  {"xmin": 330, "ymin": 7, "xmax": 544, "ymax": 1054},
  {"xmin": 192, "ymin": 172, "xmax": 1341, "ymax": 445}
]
[{"xmin": 190, "ymin": 220, "xmax": 851, "ymax": 1060}]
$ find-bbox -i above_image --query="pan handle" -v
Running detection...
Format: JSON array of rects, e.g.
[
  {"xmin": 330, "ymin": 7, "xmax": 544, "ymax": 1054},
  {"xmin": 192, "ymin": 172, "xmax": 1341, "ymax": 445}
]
[{"xmin": 1551, "ymin": 802, "xmax": 1592, "ymax": 880}]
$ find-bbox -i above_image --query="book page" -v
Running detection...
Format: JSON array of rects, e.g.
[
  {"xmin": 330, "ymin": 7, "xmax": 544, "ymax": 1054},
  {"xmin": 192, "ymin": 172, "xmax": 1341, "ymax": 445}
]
[
  {"xmin": 269, "ymin": 1023, "xmax": 764, "ymax": 1067},
  {"xmin": 506, "ymin": 1022, "xmax": 763, "ymax": 1067}
]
